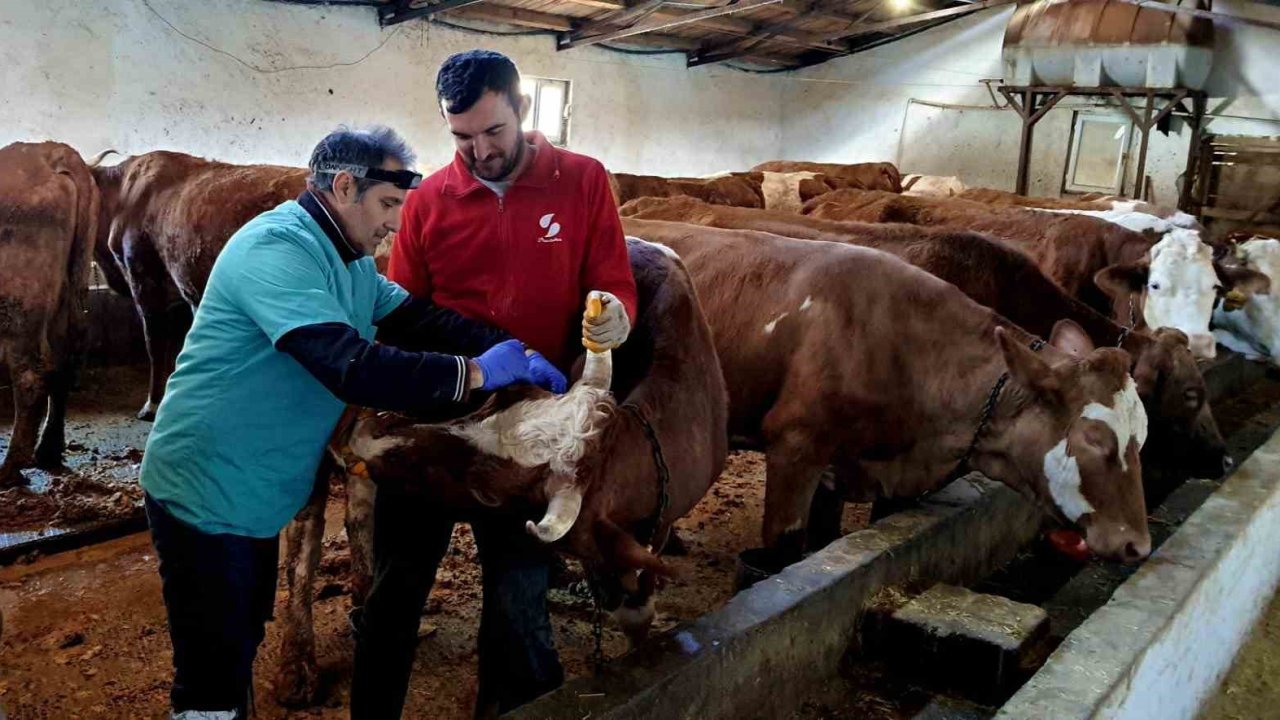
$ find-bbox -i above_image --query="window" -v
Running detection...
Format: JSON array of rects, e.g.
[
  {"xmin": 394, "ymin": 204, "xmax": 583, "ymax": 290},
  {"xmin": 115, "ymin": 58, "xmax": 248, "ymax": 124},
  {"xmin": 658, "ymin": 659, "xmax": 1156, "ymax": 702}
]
[
  {"xmin": 1064, "ymin": 112, "xmax": 1132, "ymax": 195},
  {"xmin": 521, "ymin": 77, "xmax": 571, "ymax": 146}
]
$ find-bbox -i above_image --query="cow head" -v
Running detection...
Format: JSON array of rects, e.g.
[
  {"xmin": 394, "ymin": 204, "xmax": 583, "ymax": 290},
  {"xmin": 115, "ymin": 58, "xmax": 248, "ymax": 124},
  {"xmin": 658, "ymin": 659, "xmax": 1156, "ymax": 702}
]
[
  {"xmin": 1130, "ymin": 328, "xmax": 1229, "ymax": 478},
  {"xmin": 990, "ymin": 321, "xmax": 1150, "ymax": 562},
  {"xmin": 1094, "ymin": 230, "xmax": 1270, "ymax": 359},
  {"xmin": 348, "ymin": 348, "xmax": 616, "ymax": 541},
  {"xmin": 1212, "ymin": 237, "xmax": 1280, "ymax": 366}
]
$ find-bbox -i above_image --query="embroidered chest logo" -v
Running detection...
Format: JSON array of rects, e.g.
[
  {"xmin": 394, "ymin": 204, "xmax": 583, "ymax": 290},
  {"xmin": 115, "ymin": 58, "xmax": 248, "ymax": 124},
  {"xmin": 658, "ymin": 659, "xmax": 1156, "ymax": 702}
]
[{"xmin": 538, "ymin": 213, "xmax": 563, "ymax": 243}]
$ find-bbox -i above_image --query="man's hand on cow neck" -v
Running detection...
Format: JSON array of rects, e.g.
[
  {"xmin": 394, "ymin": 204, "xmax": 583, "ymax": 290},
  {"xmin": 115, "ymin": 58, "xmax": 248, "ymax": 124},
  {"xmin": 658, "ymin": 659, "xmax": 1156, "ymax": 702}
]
[{"xmin": 582, "ymin": 291, "xmax": 630, "ymax": 352}]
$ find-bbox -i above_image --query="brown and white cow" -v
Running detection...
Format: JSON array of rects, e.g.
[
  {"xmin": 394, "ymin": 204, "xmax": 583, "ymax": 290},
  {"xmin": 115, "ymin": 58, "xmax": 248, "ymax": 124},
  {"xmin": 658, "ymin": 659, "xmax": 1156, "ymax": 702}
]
[
  {"xmin": 902, "ymin": 174, "xmax": 968, "ymax": 198},
  {"xmin": 89, "ymin": 151, "xmax": 307, "ymax": 419},
  {"xmin": 609, "ymin": 172, "xmax": 764, "ymax": 208},
  {"xmin": 753, "ymin": 171, "xmax": 838, "ymax": 213},
  {"xmin": 1212, "ymin": 236, "xmax": 1280, "ymax": 366},
  {"xmin": 622, "ymin": 218, "xmax": 1152, "ymax": 568},
  {"xmin": 273, "ymin": 238, "xmax": 728, "ymax": 704},
  {"xmin": 750, "ymin": 160, "xmax": 903, "ymax": 193},
  {"xmin": 803, "ymin": 189, "xmax": 1269, "ymax": 359},
  {"xmin": 619, "ymin": 196, "xmax": 1231, "ymax": 479},
  {"xmin": 0, "ymin": 142, "xmax": 99, "ymax": 486}
]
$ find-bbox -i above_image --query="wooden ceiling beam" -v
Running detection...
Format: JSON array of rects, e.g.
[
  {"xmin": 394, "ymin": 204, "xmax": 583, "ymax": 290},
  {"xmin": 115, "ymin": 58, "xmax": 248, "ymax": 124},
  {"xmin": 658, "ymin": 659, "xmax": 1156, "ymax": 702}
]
[
  {"xmin": 832, "ymin": 0, "xmax": 1015, "ymax": 40},
  {"xmin": 561, "ymin": 0, "xmax": 628, "ymax": 9},
  {"xmin": 445, "ymin": 5, "xmax": 574, "ymax": 31},
  {"xmin": 680, "ymin": 11, "xmax": 847, "ymax": 50},
  {"xmin": 689, "ymin": 0, "xmax": 863, "ymax": 65},
  {"xmin": 559, "ymin": 0, "xmax": 784, "ymax": 49},
  {"xmin": 380, "ymin": 0, "xmax": 487, "ymax": 26}
]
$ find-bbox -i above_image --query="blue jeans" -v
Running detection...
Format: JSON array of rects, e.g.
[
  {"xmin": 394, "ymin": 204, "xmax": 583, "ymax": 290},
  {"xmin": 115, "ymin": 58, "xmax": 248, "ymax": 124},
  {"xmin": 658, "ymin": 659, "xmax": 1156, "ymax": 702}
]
[
  {"xmin": 146, "ymin": 493, "xmax": 278, "ymax": 718},
  {"xmin": 350, "ymin": 488, "xmax": 563, "ymax": 719}
]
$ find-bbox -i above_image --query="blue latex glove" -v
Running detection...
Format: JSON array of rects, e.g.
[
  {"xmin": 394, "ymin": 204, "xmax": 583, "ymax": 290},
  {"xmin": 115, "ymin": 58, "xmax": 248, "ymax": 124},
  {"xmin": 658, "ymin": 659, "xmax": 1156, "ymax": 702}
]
[
  {"xmin": 527, "ymin": 350, "xmax": 568, "ymax": 394},
  {"xmin": 473, "ymin": 340, "xmax": 534, "ymax": 392}
]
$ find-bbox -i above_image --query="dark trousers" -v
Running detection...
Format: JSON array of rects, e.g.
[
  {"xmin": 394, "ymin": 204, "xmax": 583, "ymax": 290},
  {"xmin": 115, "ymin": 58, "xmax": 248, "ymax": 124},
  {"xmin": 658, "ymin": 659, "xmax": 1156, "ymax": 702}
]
[
  {"xmin": 146, "ymin": 493, "xmax": 279, "ymax": 717},
  {"xmin": 350, "ymin": 488, "xmax": 564, "ymax": 720}
]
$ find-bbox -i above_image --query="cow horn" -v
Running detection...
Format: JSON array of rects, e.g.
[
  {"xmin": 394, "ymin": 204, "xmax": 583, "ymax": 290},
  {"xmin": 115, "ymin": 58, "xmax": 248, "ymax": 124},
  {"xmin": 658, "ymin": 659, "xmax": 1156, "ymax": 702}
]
[
  {"xmin": 86, "ymin": 149, "xmax": 119, "ymax": 167},
  {"xmin": 526, "ymin": 484, "xmax": 584, "ymax": 543},
  {"xmin": 580, "ymin": 348, "xmax": 612, "ymax": 390}
]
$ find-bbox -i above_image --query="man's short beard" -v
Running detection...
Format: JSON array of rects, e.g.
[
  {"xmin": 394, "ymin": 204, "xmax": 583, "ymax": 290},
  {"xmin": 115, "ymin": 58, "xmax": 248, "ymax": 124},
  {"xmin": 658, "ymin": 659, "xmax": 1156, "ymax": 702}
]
[{"xmin": 473, "ymin": 135, "xmax": 526, "ymax": 182}]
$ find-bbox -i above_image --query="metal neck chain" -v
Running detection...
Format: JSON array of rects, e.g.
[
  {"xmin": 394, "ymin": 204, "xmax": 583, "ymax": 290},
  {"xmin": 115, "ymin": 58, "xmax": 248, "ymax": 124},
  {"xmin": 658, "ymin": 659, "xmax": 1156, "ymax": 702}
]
[
  {"xmin": 621, "ymin": 403, "xmax": 671, "ymax": 548},
  {"xmin": 591, "ymin": 590, "xmax": 605, "ymax": 673},
  {"xmin": 568, "ymin": 578, "xmax": 607, "ymax": 672},
  {"xmin": 1114, "ymin": 295, "xmax": 1138, "ymax": 349},
  {"xmin": 954, "ymin": 337, "xmax": 1047, "ymax": 477},
  {"xmin": 572, "ymin": 403, "xmax": 670, "ymax": 676}
]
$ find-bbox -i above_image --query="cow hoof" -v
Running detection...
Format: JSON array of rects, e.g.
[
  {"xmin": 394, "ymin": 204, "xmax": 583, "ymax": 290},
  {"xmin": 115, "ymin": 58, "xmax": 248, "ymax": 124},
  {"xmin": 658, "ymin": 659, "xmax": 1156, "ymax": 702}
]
[
  {"xmin": 137, "ymin": 405, "xmax": 157, "ymax": 422},
  {"xmin": 274, "ymin": 661, "xmax": 321, "ymax": 708},
  {"xmin": 663, "ymin": 530, "xmax": 690, "ymax": 556},
  {"xmin": 34, "ymin": 446, "xmax": 65, "ymax": 471},
  {"xmin": 0, "ymin": 466, "xmax": 27, "ymax": 489}
]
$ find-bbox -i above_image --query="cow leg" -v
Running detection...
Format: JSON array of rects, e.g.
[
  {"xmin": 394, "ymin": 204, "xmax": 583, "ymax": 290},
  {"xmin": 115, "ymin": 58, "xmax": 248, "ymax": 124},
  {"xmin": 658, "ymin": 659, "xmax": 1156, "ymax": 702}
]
[
  {"xmin": 760, "ymin": 425, "xmax": 835, "ymax": 569},
  {"xmin": 344, "ymin": 472, "xmax": 376, "ymax": 608},
  {"xmin": 118, "ymin": 233, "xmax": 175, "ymax": 421},
  {"xmin": 34, "ymin": 364, "xmax": 72, "ymax": 469},
  {"xmin": 275, "ymin": 469, "xmax": 329, "ymax": 707},
  {"xmin": 613, "ymin": 569, "xmax": 658, "ymax": 649},
  {"xmin": 135, "ymin": 305, "xmax": 177, "ymax": 422},
  {"xmin": 0, "ymin": 367, "xmax": 47, "ymax": 487},
  {"xmin": 805, "ymin": 468, "xmax": 845, "ymax": 552}
]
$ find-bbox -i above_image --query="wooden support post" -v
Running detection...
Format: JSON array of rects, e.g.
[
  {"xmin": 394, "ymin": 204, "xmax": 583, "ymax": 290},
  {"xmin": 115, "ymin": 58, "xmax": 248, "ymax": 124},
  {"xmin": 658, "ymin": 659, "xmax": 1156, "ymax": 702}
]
[
  {"xmin": 1001, "ymin": 88, "xmax": 1068, "ymax": 195},
  {"xmin": 1179, "ymin": 93, "xmax": 1208, "ymax": 213},
  {"xmin": 1133, "ymin": 92, "xmax": 1155, "ymax": 200}
]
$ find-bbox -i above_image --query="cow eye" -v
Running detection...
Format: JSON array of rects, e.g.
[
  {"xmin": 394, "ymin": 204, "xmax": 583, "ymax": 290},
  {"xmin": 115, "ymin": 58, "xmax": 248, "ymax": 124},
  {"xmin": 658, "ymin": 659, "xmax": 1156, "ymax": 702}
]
[
  {"xmin": 1184, "ymin": 388, "xmax": 1204, "ymax": 411},
  {"xmin": 1149, "ymin": 282, "xmax": 1161, "ymax": 291}
]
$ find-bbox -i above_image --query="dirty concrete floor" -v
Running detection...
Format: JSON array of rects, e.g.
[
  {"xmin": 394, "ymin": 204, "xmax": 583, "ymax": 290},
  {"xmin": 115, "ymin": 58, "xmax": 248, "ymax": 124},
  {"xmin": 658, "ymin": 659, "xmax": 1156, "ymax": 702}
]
[
  {"xmin": 1198, "ymin": 586, "xmax": 1280, "ymax": 720},
  {"xmin": 0, "ymin": 443, "xmax": 869, "ymax": 719},
  {"xmin": 0, "ymin": 366, "xmax": 152, "ymax": 539}
]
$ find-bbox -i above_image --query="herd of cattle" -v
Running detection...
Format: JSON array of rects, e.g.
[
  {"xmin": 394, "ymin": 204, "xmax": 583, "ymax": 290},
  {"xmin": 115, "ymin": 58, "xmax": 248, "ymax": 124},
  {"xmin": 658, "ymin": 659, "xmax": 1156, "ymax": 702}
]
[{"xmin": 4, "ymin": 140, "xmax": 1280, "ymax": 704}]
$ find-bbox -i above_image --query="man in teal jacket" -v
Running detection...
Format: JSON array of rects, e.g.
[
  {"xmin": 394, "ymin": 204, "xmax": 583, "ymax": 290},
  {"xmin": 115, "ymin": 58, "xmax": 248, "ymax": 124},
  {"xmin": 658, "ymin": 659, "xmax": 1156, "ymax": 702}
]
[{"xmin": 140, "ymin": 125, "xmax": 566, "ymax": 720}]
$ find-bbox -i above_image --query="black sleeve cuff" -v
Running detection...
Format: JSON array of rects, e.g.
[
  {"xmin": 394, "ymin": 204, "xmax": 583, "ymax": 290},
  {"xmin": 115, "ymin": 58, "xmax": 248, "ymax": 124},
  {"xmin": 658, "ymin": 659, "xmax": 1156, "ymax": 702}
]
[{"xmin": 277, "ymin": 322, "xmax": 468, "ymax": 411}]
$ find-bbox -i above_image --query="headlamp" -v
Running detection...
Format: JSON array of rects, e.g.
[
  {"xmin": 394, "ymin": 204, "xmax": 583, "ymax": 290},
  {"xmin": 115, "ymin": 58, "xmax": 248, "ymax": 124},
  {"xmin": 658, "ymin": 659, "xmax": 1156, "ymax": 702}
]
[{"xmin": 314, "ymin": 162, "xmax": 422, "ymax": 190}]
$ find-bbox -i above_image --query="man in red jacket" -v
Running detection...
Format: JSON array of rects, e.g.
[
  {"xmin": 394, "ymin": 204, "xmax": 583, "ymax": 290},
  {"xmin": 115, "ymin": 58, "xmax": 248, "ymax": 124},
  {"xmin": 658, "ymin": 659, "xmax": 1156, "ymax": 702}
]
[{"xmin": 350, "ymin": 50, "xmax": 638, "ymax": 720}]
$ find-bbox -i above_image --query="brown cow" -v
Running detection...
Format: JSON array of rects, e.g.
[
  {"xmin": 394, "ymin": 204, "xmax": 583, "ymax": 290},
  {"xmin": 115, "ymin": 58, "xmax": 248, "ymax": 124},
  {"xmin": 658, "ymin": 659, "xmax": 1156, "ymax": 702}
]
[
  {"xmin": 274, "ymin": 238, "xmax": 728, "ymax": 702},
  {"xmin": 751, "ymin": 160, "xmax": 903, "ymax": 193},
  {"xmin": 802, "ymin": 189, "xmax": 1269, "ymax": 360},
  {"xmin": 756, "ymin": 171, "xmax": 839, "ymax": 213},
  {"xmin": 0, "ymin": 142, "xmax": 100, "ymax": 486},
  {"xmin": 960, "ymin": 186, "xmax": 1204, "ymax": 231},
  {"xmin": 610, "ymin": 172, "xmax": 763, "ymax": 208},
  {"xmin": 960, "ymin": 187, "xmax": 1118, "ymax": 211},
  {"xmin": 619, "ymin": 196, "xmax": 1231, "ymax": 479},
  {"xmin": 90, "ymin": 152, "xmax": 307, "ymax": 419},
  {"xmin": 622, "ymin": 218, "xmax": 1152, "ymax": 568}
]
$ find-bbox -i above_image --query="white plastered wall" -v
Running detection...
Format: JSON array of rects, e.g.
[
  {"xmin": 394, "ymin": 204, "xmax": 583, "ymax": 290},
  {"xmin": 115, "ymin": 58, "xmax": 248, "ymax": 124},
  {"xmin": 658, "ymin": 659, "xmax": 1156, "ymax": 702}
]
[
  {"xmin": 0, "ymin": 0, "xmax": 785, "ymax": 176},
  {"xmin": 777, "ymin": 0, "xmax": 1280, "ymax": 202}
]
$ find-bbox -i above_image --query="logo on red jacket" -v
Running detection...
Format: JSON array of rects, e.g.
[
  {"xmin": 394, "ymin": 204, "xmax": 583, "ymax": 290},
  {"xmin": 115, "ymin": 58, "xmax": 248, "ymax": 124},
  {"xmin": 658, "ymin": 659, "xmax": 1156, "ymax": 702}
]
[{"xmin": 538, "ymin": 213, "xmax": 563, "ymax": 243}]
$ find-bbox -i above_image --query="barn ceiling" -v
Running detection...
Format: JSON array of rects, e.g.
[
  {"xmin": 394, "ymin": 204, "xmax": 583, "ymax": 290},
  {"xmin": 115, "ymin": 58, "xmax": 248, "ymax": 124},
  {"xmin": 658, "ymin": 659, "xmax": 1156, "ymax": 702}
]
[{"xmin": 263, "ymin": 0, "xmax": 1015, "ymax": 70}]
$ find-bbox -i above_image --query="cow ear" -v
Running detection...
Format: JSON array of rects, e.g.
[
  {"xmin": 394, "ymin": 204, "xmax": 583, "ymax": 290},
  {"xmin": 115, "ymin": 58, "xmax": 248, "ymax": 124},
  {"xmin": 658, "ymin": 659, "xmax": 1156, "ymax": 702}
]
[
  {"xmin": 1131, "ymin": 349, "xmax": 1161, "ymax": 397},
  {"xmin": 1215, "ymin": 262, "xmax": 1271, "ymax": 297},
  {"xmin": 996, "ymin": 327, "xmax": 1060, "ymax": 399},
  {"xmin": 1049, "ymin": 319, "xmax": 1094, "ymax": 358},
  {"xmin": 1094, "ymin": 263, "xmax": 1149, "ymax": 301}
]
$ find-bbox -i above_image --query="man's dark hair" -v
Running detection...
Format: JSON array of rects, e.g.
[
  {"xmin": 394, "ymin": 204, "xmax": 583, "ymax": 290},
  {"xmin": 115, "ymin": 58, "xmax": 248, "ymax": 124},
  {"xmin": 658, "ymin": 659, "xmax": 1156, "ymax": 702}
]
[
  {"xmin": 308, "ymin": 125, "xmax": 416, "ymax": 198},
  {"xmin": 436, "ymin": 50, "xmax": 522, "ymax": 115}
]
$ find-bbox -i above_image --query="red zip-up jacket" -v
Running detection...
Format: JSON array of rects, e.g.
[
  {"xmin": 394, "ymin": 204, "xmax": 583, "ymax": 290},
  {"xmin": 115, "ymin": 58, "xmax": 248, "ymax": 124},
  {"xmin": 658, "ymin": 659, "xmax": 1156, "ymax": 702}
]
[{"xmin": 389, "ymin": 132, "xmax": 638, "ymax": 368}]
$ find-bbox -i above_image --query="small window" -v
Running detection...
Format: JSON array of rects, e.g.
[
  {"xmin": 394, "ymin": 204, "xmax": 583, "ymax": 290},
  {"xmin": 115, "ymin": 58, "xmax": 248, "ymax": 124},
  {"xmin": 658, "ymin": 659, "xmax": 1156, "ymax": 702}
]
[
  {"xmin": 521, "ymin": 77, "xmax": 571, "ymax": 146},
  {"xmin": 1064, "ymin": 112, "xmax": 1132, "ymax": 195}
]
